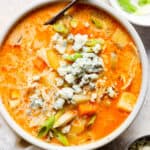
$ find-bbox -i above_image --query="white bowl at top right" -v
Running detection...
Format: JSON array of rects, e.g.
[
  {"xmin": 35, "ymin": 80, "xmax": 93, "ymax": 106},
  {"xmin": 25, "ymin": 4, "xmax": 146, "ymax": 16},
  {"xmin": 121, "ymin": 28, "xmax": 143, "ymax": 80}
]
[{"xmin": 109, "ymin": 0, "xmax": 150, "ymax": 26}]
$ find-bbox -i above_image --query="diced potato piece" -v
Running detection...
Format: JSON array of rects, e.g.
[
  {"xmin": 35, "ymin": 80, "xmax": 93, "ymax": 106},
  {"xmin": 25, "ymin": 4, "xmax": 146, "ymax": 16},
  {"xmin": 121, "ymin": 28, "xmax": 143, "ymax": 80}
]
[
  {"xmin": 10, "ymin": 90, "xmax": 20, "ymax": 99},
  {"xmin": 117, "ymin": 92, "xmax": 136, "ymax": 112},
  {"xmin": 73, "ymin": 95, "xmax": 90, "ymax": 104},
  {"xmin": 70, "ymin": 119, "xmax": 86, "ymax": 134},
  {"xmin": 9, "ymin": 100, "xmax": 20, "ymax": 108},
  {"xmin": 53, "ymin": 111, "xmax": 76, "ymax": 128},
  {"xmin": 112, "ymin": 28, "xmax": 130, "ymax": 47},
  {"xmin": 68, "ymin": 131, "xmax": 93, "ymax": 145},
  {"xmin": 47, "ymin": 50, "xmax": 60, "ymax": 70}
]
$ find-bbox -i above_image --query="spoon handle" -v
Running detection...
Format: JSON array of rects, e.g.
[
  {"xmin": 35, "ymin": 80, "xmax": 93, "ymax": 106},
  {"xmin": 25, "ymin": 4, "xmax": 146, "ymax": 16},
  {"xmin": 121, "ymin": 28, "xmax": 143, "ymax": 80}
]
[{"xmin": 44, "ymin": 0, "xmax": 78, "ymax": 25}]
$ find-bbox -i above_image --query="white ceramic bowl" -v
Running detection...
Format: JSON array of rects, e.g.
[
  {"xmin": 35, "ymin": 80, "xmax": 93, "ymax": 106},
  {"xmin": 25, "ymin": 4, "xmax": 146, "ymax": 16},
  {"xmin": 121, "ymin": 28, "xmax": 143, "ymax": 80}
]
[
  {"xmin": 0, "ymin": 0, "xmax": 149, "ymax": 150},
  {"xmin": 109, "ymin": 0, "xmax": 150, "ymax": 26}
]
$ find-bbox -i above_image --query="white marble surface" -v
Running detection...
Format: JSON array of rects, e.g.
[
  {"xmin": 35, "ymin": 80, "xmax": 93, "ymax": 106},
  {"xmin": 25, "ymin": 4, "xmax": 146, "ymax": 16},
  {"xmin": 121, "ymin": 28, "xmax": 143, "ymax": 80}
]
[{"xmin": 0, "ymin": 0, "xmax": 150, "ymax": 150}]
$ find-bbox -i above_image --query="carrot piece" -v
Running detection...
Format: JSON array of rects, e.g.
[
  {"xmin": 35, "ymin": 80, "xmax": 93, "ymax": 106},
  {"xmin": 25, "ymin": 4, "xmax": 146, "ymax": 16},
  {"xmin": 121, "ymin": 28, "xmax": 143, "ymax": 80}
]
[
  {"xmin": 47, "ymin": 50, "xmax": 60, "ymax": 70},
  {"xmin": 78, "ymin": 102, "xmax": 98, "ymax": 116},
  {"xmin": 33, "ymin": 57, "xmax": 47, "ymax": 71}
]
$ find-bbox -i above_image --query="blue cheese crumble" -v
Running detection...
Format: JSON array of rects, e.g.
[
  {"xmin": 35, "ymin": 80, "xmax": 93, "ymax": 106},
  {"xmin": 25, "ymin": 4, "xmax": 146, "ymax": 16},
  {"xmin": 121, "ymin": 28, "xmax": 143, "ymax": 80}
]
[
  {"xmin": 51, "ymin": 32, "xmax": 105, "ymax": 107},
  {"xmin": 55, "ymin": 52, "xmax": 104, "ymax": 106},
  {"xmin": 55, "ymin": 77, "xmax": 64, "ymax": 87},
  {"xmin": 92, "ymin": 44, "xmax": 101, "ymax": 53},
  {"xmin": 58, "ymin": 52, "xmax": 104, "ymax": 87},
  {"xmin": 30, "ymin": 95, "xmax": 43, "ymax": 109},
  {"xmin": 53, "ymin": 98, "xmax": 65, "ymax": 110},
  {"xmin": 52, "ymin": 33, "xmax": 67, "ymax": 54},
  {"xmin": 57, "ymin": 87, "xmax": 74, "ymax": 100},
  {"xmin": 72, "ymin": 34, "xmax": 88, "ymax": 51}
]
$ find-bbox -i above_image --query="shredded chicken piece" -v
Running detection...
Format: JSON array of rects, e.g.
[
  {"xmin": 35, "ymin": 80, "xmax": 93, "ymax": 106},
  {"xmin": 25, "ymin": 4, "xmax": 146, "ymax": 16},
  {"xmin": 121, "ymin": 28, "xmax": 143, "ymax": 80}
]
[{"xmin": 121, "ymin": 56, "xmax": 138, "ymax": 90}]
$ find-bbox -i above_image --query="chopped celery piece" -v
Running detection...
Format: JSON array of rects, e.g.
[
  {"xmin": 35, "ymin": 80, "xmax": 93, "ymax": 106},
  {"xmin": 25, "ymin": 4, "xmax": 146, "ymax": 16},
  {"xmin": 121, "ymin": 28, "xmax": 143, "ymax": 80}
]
[
  {"xmin": 117, "ymin": 0, "xmax": 137, "ymax": 13},
  {"xmin": 56, "ymin": 132, "xmax": 69, "ymax": 146},
  {"xmin": 53, "ymin": 23, "xmax": 69, "ymax": 34},
  {"xmin": 70, "ymin": 19, "xmax": 78, "ymax": 28},
  {"xmin": 91, "ymin": 16, "xmax": 103, "ymax": 28},
  {"xmin": 55, "ymin": 109, "xmax": 65, "ymax": 120},
  {"xmin": 84, "ymin": 47, "xmax": 93, "ymax": 53},
  {"xmin": 38, "ymin": 115, "xmax": 55, "ymax": 138},
  {"xmin": 64, "ymin": 53, "xmax": 82, "ymax": 62},
  {"xmin": 53, "ymin": 129, "xmax": 69, "ymax": 146},
  {"xmin": 87, "ymin": 115, "xmax": 96, "ymax": 126},
  {"xmin": 138, "ymin": 0, "xmax": 150, "ymax": 6},
  {"xmin": 85, "ymin": 39, "xmax": 104, "ymax": 47}
]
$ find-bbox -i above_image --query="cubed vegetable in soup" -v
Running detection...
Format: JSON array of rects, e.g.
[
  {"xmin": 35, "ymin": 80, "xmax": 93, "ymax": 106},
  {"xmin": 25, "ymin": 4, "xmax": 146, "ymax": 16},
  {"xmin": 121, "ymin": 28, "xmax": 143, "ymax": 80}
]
[
  {"xmin": 117, "ymin": 92, "xmax": 137, "ymax": 112},
  {"xmin": 0, "ymin": 2, "xmax": 142, "ymax": 146}
]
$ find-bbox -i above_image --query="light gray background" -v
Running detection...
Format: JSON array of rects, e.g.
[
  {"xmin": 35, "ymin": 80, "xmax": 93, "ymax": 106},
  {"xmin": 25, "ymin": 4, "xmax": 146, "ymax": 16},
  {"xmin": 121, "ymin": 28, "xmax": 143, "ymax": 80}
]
[{"xmin": 0, "ymin": 0, "xmax": 149, "ymax": 150}]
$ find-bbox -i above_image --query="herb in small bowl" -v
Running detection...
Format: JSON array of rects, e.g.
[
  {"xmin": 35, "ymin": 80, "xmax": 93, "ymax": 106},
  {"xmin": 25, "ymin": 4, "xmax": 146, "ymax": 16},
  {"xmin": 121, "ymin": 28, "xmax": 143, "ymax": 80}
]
[{"xmin": 128, "ymin": 135, "xmax": 150, "ymax": 150}]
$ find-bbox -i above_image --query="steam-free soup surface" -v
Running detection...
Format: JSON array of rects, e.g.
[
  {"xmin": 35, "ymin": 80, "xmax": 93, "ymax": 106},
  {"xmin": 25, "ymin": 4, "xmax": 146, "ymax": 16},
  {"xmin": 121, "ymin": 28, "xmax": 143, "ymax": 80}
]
[{"xmin": 0, "ymin": 2, "xmax": 141, "ymax": 146}]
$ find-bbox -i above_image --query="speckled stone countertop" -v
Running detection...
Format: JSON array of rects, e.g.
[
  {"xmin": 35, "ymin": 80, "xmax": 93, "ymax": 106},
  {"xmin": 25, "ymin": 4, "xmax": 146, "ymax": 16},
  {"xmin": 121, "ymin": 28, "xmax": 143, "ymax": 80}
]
[{"xmin": 0, "ymin": 0, "xmax": 150, "ymax": 150}]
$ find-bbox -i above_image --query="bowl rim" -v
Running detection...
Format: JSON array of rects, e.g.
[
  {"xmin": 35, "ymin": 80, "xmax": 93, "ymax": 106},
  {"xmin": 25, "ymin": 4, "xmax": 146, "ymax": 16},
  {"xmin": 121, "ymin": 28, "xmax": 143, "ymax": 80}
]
[{"xmin": 0, "ymin": 0, "xmax": 149, "ymax": 150}]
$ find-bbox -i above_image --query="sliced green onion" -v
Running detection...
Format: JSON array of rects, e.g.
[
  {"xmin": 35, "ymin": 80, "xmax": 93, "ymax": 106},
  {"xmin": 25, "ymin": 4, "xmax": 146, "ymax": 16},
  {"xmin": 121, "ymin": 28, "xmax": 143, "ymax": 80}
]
[
  {"xmin": 85, "ymin": 39, "xmax": 104, "ymax": 47},
  {"xmin": 117, "ymin": 0, "xmax": 137, "ymax": 13},
  {"xmin": 91, "ymin": 16, "xmax": 103, "ymax": 28},
  {"xmin": 70, "ymin": 19, "xmax": 78, "ymax": 28},
  {"xmin": 55, "ymin": 109, "xmax": 65, "ymax": 120},
  {"xmin": 53, "ymin": 129, "xmax": 69, "ymax": 146},
  {"xmin": 64, "ymin": 53, "xmax": 82, "ymax": 62},
  {"xmin": 38, "ymin": 115, "xmax": 55, "ymax": 138},
  {"xmin": 53, "ymin": 23, "xmax": 69, "ymax": 34},
  {"xmin": 84, "ymin": 47, "xmax": 93, "ymax": 53},
  {"xmin": 73, "ymin": 53, "xmax": 83, "ymax": 60},
  {"xmin": 87, "ymin": 115, "xmax": 96, "ymax": 126},
  {"xmin": 138, "ymin": 0, "xmax": 150, "ymax": 6}
]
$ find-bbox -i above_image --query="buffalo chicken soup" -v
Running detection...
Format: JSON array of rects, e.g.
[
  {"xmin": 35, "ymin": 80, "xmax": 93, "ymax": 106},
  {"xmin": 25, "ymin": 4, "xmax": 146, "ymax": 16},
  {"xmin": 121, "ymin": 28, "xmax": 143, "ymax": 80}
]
[{"xmin": 0, "ymin": 2, "xmax": 142, "ymax": 146}]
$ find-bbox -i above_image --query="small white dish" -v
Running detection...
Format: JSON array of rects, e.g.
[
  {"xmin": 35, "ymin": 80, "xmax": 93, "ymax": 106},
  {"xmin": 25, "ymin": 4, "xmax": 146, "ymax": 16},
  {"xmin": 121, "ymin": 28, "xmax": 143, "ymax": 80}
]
[{"xmin": 109, "ymin": 0, "xmax": 150, "ymax": 26}]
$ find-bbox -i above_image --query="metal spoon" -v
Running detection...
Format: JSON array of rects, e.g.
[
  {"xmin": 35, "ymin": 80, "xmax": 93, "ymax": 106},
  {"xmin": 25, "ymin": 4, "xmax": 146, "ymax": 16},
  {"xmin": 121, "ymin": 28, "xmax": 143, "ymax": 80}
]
[{"xmin": 44, "ymin": 0, "xmax": 78, "ymax": 25}]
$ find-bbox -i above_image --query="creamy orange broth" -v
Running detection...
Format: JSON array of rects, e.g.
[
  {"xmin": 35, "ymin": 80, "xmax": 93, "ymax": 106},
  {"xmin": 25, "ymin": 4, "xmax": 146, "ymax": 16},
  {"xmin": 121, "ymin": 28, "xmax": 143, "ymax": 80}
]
[{"xmin": 0, "ymin": 2, "xmax": 141, "ymax": 146}]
